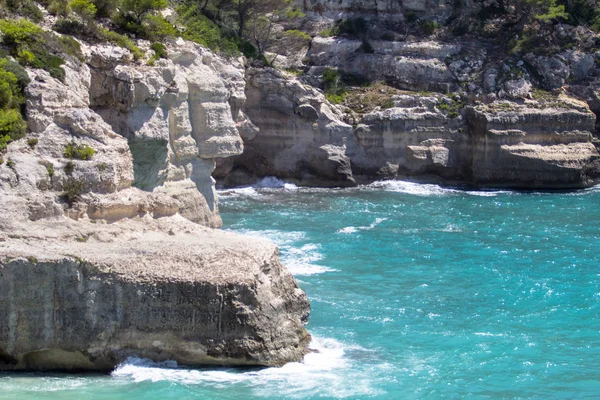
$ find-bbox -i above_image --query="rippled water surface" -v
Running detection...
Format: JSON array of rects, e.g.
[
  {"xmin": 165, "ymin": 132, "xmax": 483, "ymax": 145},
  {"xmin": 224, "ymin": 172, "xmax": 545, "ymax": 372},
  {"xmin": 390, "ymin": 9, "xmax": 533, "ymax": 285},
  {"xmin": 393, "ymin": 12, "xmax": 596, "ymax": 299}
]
[{"xmin": 2, "ymin": 180, "xmax": 600, "ymax": 399}]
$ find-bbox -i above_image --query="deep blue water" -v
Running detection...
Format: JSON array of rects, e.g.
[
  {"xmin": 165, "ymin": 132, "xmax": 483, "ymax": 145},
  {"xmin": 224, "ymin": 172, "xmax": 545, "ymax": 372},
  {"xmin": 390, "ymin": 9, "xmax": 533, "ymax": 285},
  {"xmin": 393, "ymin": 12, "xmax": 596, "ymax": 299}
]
[{"xmin": 1, "ymin": 180, "xmax": 600, "ymax": 399}]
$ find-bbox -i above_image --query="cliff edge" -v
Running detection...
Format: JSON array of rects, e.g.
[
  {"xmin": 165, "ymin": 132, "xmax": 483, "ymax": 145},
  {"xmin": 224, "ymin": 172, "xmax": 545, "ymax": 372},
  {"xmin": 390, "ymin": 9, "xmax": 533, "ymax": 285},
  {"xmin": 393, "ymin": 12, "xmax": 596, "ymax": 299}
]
[{"xmin": 0, "ymin": 34, "xmax": 310, "ymax": 370}]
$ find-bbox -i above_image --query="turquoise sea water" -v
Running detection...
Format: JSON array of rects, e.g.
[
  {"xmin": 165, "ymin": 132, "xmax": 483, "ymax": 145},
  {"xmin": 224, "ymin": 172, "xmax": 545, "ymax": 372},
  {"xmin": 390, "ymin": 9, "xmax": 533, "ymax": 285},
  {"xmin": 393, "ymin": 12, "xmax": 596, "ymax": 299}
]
[{"xmin": 2, "ymin": 180, "xmax": 600, "ymax": 399}]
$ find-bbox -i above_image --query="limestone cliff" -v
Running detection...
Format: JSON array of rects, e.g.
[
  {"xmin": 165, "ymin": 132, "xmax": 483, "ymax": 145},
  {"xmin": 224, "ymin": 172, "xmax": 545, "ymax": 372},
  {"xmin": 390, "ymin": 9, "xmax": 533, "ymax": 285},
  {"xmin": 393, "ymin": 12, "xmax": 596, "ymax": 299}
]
[
  {"xmin": 215, "ymin": 6, "xmax": 600, "ymax": 189},
  {"xmin": 0, "ymin": 37, "xmax": 310, "ymax": 370}
]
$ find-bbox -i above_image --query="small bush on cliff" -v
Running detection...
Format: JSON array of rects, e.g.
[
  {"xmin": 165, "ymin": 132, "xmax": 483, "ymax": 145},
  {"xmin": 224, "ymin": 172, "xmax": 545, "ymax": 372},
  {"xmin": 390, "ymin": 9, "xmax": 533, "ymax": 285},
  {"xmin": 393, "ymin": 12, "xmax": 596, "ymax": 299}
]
[
  {"xmin": 70, "ymin": 0, "xmax": 98, "ymax": 22},
  {"xmin": 64, "ymin": 142, "xmax": 96, "ymax": 160},
  {"xmin": 177, "ymin": 3, "xmax": 240, "ymax": 55},
  {"xmin": 91, "ymin": 0, "xmax": 119, "ymax": 18},
  {"xmin": 60, "ymin": 178, "xmax": 84, "ymax": 205},
  {"xmin": 0, "ymin": 58, "xmax": 27, "ymax": 152},
  {"xmin": 419, "ymin": 20, "xmax": 439, "ymax": 35},
  {"xmin": 151, "ymin": 42, "xmax": 167, "ymax": 58},
  {"xmin": 0, "ymin": 109, "xmax": 26, "ymax": 151},
  {"xmin": 319, "ymin": 17, "xmax": 368, "ymax": 38},
  {"xmin": 113, "ymin": 0, "xmax": 175, "ymax": 41},
  {"xmin": 98, "ymin": 28, "xmax": 144, "ymax": 59},
  {"xmin": 322, "ymin": 68, "xmax": 347, "ymax": 104},
  {"xmin": 0, "ymin": 19, "xmax": 67, "ymax": 81},
  {"xmin": 2, "ymin": 0, "xmax": 44, "ymax": 22}
]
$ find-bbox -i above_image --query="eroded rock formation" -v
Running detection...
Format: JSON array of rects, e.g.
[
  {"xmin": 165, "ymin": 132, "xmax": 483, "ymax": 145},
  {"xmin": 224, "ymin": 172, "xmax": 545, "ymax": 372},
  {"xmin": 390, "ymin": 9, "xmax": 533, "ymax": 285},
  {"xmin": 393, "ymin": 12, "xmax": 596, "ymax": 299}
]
[{"xmin": 0, "ymin": 38, "xmax": 310, "ymax": 370}]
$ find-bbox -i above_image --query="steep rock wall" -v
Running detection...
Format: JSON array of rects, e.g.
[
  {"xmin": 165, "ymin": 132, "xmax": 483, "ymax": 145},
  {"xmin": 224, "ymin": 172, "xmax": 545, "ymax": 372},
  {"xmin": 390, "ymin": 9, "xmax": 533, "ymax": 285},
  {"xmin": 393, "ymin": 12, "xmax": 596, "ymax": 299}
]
[{"xmin": 0, "ymin": 37, "xmax": 310, "ymax": 370}]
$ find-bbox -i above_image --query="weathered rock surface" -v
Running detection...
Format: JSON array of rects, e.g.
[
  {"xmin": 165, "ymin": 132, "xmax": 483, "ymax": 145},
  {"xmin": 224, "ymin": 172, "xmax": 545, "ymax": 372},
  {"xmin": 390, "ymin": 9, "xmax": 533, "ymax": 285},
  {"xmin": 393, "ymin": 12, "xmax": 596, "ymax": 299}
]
[
  {"xmin": 0, "ymin": 216, "xmax": 310, "ymax": 370},
  {"xmin": 308, "ymin": 38, "xmax": 459, "ymax": 92},
  {"xmin": 467, "ymin": 99, "xmax": 600, "ymax": 188},
  {"xmin": 216, "ymin": 68, "xmax": 356, "ymax": 187},
  {"xmin": 0, "ymin": 37, "xmax": 310, "ymax": 370},
  {"xmin": 221, "ymin": 68, "xmax": 600, "ymax": 188}
]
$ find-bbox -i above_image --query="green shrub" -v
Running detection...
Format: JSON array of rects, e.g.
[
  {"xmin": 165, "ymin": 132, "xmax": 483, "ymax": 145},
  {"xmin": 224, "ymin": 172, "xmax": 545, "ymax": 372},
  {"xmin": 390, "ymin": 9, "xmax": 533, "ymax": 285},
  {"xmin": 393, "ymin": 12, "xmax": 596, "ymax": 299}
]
[
  {"xmin": 41, "ymin": 0, "xmax": 70, "ymax": 17},
  {"xmin": 319, "ymin": 18, "xmax": 369, "ymax": 38},
  {"xmin": 177, "ymin": 4, "xmax": 240, "ymax": 55},
  {"xmin": 437, "ymin": 97, "xmax": 465, "ymax": 118},
  {"xmin": 4, "ymin": 0, "xmax": 44, "ymax": 23},
  {"xmin": 405, "ymin": 13, "xmax": 418, "ymax": 23},
  {"xmin": 0, "ymin": 68, "xmax": 19, "ymax": 109},
  {"xmin": 47, "ymin": 163, "xmax": 55, "ymax": 177},
  {"xmin": 69, "ymin": 0, "xmax": 97, "ymax": 21},
  {"xmin": 27, "ymin": 138, "xmax": 38, "ymax": 149},
  {"xmin": 120, "ymin": 0, "xmax": 168, "ymax": 23},
  {"xmin": 98, "ymin": 28, "xmax": 144, "ymax": 59},
  {"xmin": 59, "ymin": 35, "xmax": 84, "ymax": 61},
  {"xmin": 325, "ymin": 92, "xmax": 346, "ymax": 104},
  {"xmin": 0, "ymin": 109, "xmax": 26, "ymax": 150},
  {"xmin": 0, "ymin": 19, "xmax": 44, "ymax": 47},
  {"xmin": 420, "ymin": 20, "xmax": 439, "ymax": 35},
  {"xmin": 64, "ymin": 160, "xmax": 75, "ymax": 175},
  {"xmin": 61, "ymin": 178, "xmax": 84, "ymax": 205},
  {"xmin": 143, "ymin": 15, "xmax": 177, "ymax": 41},
  {"xmin": 92, "ymin": 0, "xmax": 119, "ymax": 18},
  {"xmin": 322, "ymin": 68, "xmax": 347, "ymax": 104},
  {"xmin": 358, "ymin": 40, "xmax": 374, "ymax": 53},
  {"xmin": 54, "ymin": 19, "xmax": 86, "ymax": 35},
  {"xmin": 338, "ymin": 17, "xmax": 368, "ymax": 36},
  {"xmin": 1, "ymin": 59, "xmax": 30, "ymax": 91},
  {"xmin": 284, "ymin": 29, "xmax": 311, "ymax": 41},
  {"xmin": 64, "ymin": 142, "xmax": 96, "ymax": 160},
  {"xmin": 150, "ymin": 42, "xmax": 167, "ymax": 58},
  {"xmin": 0, "ymin": 20, "xmax": 67, "ymax": 81},
  {"xmin": 381, "ymin": 32, "xmax": 395, "ymax": 41}
]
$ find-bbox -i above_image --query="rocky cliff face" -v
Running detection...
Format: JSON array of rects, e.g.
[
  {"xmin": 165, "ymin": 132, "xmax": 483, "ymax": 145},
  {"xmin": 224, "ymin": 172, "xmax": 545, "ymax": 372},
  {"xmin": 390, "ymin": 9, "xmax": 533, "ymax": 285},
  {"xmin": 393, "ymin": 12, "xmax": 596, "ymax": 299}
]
[
  {"xmin": 0, "ymin": 216, "xmax": 309, "ymax": 370},
  {"xmin": 215, "ymin": 10, "xmax": 600, "ymax": 189},
  {"xmin": 217, "ymin": 66, "xmax": 600, "ymax": 189},
  {"xmin": 0, "ymin": 37, "xmax": 310, "ymax": 370}
]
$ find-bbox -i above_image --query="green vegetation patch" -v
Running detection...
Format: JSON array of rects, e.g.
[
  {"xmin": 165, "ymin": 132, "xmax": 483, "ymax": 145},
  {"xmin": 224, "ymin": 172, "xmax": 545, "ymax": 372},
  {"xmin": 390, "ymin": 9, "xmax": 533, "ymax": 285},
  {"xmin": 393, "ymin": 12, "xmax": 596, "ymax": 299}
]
[
  {"xmin": 2, "ymin": 0, "xmax": 44, "ymax": 22},
  {"xmin": 61, "ymin": 178, "xmax": 84, "ymax": 205},
  {"xmin": 322, "ymin": 68, "xmax": 347, "ymax": 104},
  {"xmin": 0, "ymin": 19, "xmax": 85, "ymax": 81},
  {"xmin": 98, "ymin": 28, "xmax": 144, "ymax": 60},
  {"xmin": 344, "ymin": 82, "xmax": 402, "ymax": 114},
  {"xmin": 177, "ymin": 3, "xmax": 241, "ymax": 56},
  {"xmin": 319, "ymin": 17, "xmax": 369, "ymax": 38},
  {"xmin": 437, "ymin": 97, "xmax": 465, "ymax": 118},
  {"xmin": 64, "ymin": 142, "xmax": 96, "ymax": 160},
  {"xmin": 0, "ymin": 59, "xmax": 28, "ymax": 152}
]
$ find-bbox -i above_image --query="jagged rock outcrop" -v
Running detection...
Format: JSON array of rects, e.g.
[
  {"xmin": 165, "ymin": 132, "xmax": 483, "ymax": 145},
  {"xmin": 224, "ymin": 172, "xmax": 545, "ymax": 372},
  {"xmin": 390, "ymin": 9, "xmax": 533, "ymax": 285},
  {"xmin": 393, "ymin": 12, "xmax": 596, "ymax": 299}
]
[
  {"xmin": 219, "ymin": 67, "xmax": 600, "ymax": 188},
  {"xmin": 215, "ymin": 68, "xmax": 356, "ymax": 187},
  {"xmin": 0, "ymin": 216, "xmax": 310, "ymax": 370},
  {"xmin": 349, "ymin": 94, "xmax": 468, "ymax": 181},
  {"xmin": 0, "ymin": 37, "xmax": 310, "ymax": 370},
  {"xmin": 467, "ymin": 98, "xmax": 600, "ymax": 188},
  {"xmin": 308, "ymin": 38, "xmax": 459, "ymax": 92}
]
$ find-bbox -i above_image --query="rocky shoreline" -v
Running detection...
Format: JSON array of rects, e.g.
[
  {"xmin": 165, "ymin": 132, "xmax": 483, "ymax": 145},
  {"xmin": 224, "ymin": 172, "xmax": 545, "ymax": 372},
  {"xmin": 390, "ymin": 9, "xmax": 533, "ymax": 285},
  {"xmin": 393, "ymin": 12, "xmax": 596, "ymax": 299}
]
[
  {"xmin": 0, "ymin": 38, "xmax": 311, "ymax": 371},
  {"xmin": 1, "ymin": 0, "xmax": 600, "ymax": 372}
]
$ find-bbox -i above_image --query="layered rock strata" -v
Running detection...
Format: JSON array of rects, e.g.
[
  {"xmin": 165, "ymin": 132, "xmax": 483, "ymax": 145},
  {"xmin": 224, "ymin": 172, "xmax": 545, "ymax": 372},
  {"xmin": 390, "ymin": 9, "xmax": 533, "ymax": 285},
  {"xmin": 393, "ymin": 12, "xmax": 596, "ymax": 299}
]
[
  {"xmin": 218, "ymin": 68, "xmax": 600, "ymax": 189},
  {"xmin": 0, "ymin": 217, "xmax": 310, "ymax": 371},
  {"xmin": 0, "ymin": 38, "xmax": 310, "ymax": 370}
]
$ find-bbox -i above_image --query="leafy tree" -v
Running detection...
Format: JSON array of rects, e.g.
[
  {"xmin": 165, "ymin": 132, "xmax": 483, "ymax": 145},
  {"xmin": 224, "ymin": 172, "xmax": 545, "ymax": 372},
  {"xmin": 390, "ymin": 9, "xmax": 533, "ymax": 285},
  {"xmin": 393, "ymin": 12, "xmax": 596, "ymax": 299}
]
[
  {"xmin": 120, "ymin": 0, "xmax": 169, "ymax": 24},
  {"xmin": 92, "ymin": 0, "xmax": 119, "ymax": 18},
  {"xmin": 70, "ymin": 0, "xmax": 98, "ymax": 22}
]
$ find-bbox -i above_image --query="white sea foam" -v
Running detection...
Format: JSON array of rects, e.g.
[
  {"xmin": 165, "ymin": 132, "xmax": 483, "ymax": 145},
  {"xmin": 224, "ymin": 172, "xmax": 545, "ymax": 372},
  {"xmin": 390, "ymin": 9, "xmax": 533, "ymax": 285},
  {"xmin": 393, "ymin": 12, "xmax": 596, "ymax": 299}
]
[
  {"xmin": 337, "ymin": 217, "xmax": 387, "ymax": 234},
  {"xmin": 111, "ymin": 336, "xmax": 383, "ymax": 398},
  {"xmin": 218, "ymin": 177, "xmax": 298, "ymax": 198},
  {"xmin": 337, "ymin": 226, "xmax": 358, "ymax": 234},
  {"xmin": 366, "ymin": 180, "xmax": 458, "ymax": 196},
  {"xmin": 365, "ymin": 180, "xmax": 511, "ymax": 197},
  {"xmin": 226, "ymin": 230, "xmax": 336, "ymax": 276}
]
